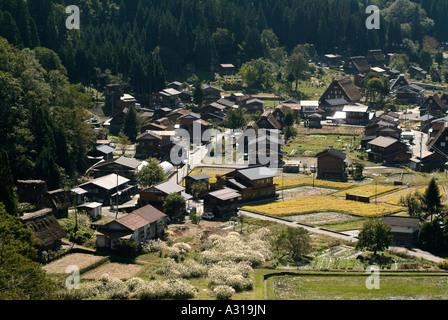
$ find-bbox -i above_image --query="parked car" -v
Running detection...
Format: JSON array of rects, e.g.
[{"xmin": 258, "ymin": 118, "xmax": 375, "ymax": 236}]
[
  {"xmin": 414, "ymin": 125, "xmax": 421, "ymax": 131},
  {"xmin": 185, "ymin": 207, "xmax": 197, "ymax": 215},
  {"xmin": 202, "ymin": 212, "xmax": 215, "ymax": 220}
]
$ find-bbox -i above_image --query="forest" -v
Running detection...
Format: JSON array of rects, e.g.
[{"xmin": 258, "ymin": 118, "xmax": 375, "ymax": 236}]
[
  {"xmin": 0, "ymin": 0, "xmax": 448, "ymax": 201},
  {"xmin": 1, "ymin": 0, "xmax": 448, "ymax": 98}
]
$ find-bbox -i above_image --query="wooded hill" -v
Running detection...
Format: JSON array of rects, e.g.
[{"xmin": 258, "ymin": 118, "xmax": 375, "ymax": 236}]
[{"xmin": 1, "ymin": 0, "xmax": 448, "ymax": 97}]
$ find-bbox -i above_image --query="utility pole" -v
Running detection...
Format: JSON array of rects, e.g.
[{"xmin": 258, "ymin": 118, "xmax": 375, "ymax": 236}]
[{"xmin": 420, "ymin": 132, "xmax": 423, "ymax": 172}]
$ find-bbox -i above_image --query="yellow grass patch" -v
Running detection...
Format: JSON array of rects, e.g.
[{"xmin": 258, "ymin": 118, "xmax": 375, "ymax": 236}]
[
  {"xmin": 385, "ymin": 186, "xmax": 432, "ymax": 205},
  {"xmin": 333, "ymin": 185, "xmax": 398, "ymax": 198},
  {"xmin": 189, "ymin": 170, "xmax": 224, "ymax": 184},
  {"xmin": 242, "ymin": 196, "xmax": 402, "ymax": 217},
  {"xmin": 274, "ymin": 177, "xmax": 353, "ymax": 190}
]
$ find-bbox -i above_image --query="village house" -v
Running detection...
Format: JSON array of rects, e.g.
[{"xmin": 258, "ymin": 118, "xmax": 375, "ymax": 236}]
[
  {"xmin": 419, "ymin": 94, "xmax": 446, "ymax": 119},
  {"xmin": 343, "ymin": 56, "xmax": 371, "ymax": 75},
  {"xmin": 92, "ymin": 156, "xmax": 142, "ymax": 182},
  {"xmin": 221, "ymin": 166, "xmax": 277, "ymax": 202},
  {"xmin": 77, "ymin": 173, "xmax": 135, "ymax": 206},
  {"xmin": 426, "ymin": 121, "xmax": 448, "ymax": 156},
  {"xmin": 366, "ymin": 136, "xmax": 411, "ymax": 165},
  {"xmin": 319, "ymin": 76, "xmax": 362, "ymax": 117},
  {"xmin": 243, "ymin": 98, "xmax": 265, "ymax": 114},
  {"xmin": 319, "ymin": 98, "xmax": 350, "ymax": 118},
  {"xmin": 202, "ymin": 84, "xmax": 223, "ymax": 105},
  {"xmin": 247, "ymin": 135, "xmax": 285, "ymax": 167},
  {"xmin": 366, "ymin": 49, "xmax": 386, "ymax": 67},
  {"xmin": 272, "ymin": 104, "xmax": 292, "ymax": 128},
  {"xmin": 105, "ymin": 84, "xmax": 137, "ymax": 114},
  {"xmin": 140, "ymin": 122, "xmax": 169, "ymax": 134},
  {"xmin": 315, "ymin": 148, "xmax": 347, "ymax": 180},
  {"xmin": 410, "ymin": 150, "xmax": 445, "ymax": 172},
  {"xmin": 306, "ymin": 113, "xmax": 323, "ymax": 128},
  {"xmin": 203, "ymin": 187, "xmax": 241, "ymax": 218},
  {"xmin": 382, "ymin": 215, "xmax": 420, "ymax": 246},
  {"xmin": 95, "ymin": 204, "xmax": 168, "ymax": 248},
  {"xmin": 342, "ymin": 103, "xmax": 369, "ymax": 125},
  {"xmin": 153, "ymin": 107, "xmax": 173, "ymax": 120},
  {"xmin": 166, "ymin": 108, "xmax": 191, "ymax": 123},
  {"xmin": 282, "ymin": 160, "xmax": 301, "ymax": 173},
  {"xmin": 390, "ymin": 74, "xmax": 425, "ymax": 105},
  {"xmin": 139, "ymin": 180, "xmax": 192, "ymax": 213},
  {"xmin": 38, "ymin": 189, "xmax": 71, "ymax": 219},
  {"xmin": 87, "ymin": 144, "xmax": 115, "ymax": 166},
  {"xmin": 300, "ymin": 100, "xmax": 322, "ymax": 119},
  {"xmin": 179, "ymin": 112, "xmax": 212, "ymax": 138},
  {"xmin": 200, "ymin": 102, "xmax": 227, "ymax": 121},
  {"xmin": 150, "ymin": 88, "xmax": 181, "ymax": 109},
  {"xmin": 322, "ymin": 54, "xmax": 342, "ymax": 67},
  {"xmin": 135, "ymin": 130, "xmax": 177, "ymax": 161},
  {"xmin": 16, "ymin": 180, "xmax": 48, "ymax": 204},
  {"xmin": 184, "ymin": 173, "xmax": 212, "ymax": 195},
  {"xmin": 219, "ymin": 64, "xmax": 236, "ymax": 76},
  {"xmin": 408, "ymin": 66, "xmax": 428, "ymax": 80},
  {"xmin": 20, "ymin": 208, "xmax": 66, "ymax": 256},
  {"xmin": 256, "ymin": 111, "xmax": 282, "ymax": 131},
  {"xmin": 104, "ymin": 107, "xmax": 129, "ymax": 134},
  {"xmin": 167, "ymin": 81, "xmax": 182, "ymax": 91}
]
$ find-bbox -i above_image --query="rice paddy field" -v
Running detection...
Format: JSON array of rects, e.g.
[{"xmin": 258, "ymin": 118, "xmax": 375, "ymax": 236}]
[
  {"xmin": 275, "ymin": 177, "xmax": 353, "ymax": 190},
  {"xmin": 242, "ymin": 196, "xmax": 402, "ymax": 217},
  {"xmin": 332, "ymin": 184, "xmax": 398, "ymax": 198}
]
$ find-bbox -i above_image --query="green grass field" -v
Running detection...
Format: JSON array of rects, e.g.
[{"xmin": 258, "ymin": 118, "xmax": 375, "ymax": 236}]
[{"xmin": 264, "ymin": 272, "xmax": 448, "ymax": 300}]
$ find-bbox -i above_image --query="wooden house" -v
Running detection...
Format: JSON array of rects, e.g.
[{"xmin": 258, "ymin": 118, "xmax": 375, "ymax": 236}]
[
  {"xmin": 203, "ymin": 188, "xmax": 241, "ymax": 218},
  {"xmin": 366, "ymin": 136, "xmax": 411, "ymax": 165},
  {"xmin": 202, "ymin": 84, "xmax": 223, "ymax": 105},
  {"xmin": 343, "ymin": 56, "xmax": 371, "ymax": 75},
  {"xmin": 410, "ymin": 150, "xmax": 445, "ymax": 172},
  {"xmin": 382, "ymin": 215, "xmax": 420, "ymax": 246},
  {"xmin": 219, "ymin": 64, "xmax": 236, "ymax": 76},
  {"xmin": 222, "ymin": 166, "xmax": 277, "ymax": 202},
  {"xmin": 184, "ymin": 173, "xmax": 212, "ymax": 195},
  {"xmin": 20, "ymin": 208, "xmax": 66, "ymax": 256},
  {"xmin": 419, "ymin": 94, "xmax": 446, "ymax": 119},
  {"xmin": 38, "ymin": 189, "xmax": 71, "ymax": 218},
  {"xmin": 342, "ymin": 104, "xmax": 369, "ymax": 125},
  {"xmin": 408, "ymin": 66, "xmax": 428, "ymax": 80},
  {"xmin": 77, "ymin": 202, "xmax": 103, "ymax": 219},
  {"xmin": 307, "ymin": 113, "xmax": 323, "ymax": 128},
  {"xmin": 366, "ymin": 49, "xmax": 386, "ymax": 67},
  {"xmin": 78, "ymin": 173, "xmax": 135, "ymax": 205},
  {"xmin": 256, "ymin": 111, "xmax": 282, "ymax": 131},
  {"xmin": 92, "ymin": 156, "xmax": 141, "ymax": 181},
  {"xmin": 95, "ymin": 204, "xmax": 168, "ymax": 248},
  {"xmin": 243, "ymin": 98, "xmax": 265, "ymax": 114},
  {"xmin": 300, "ymin": 100, "xmax": 322, "ymax": 119},
  {"xmin": 139, "ymin": 181, "xmax": 192, "ymax": 212},
  {"xmin": 319, "ymin": 76, "xmax": 362, "ymax": 117},
  {"xmin": 200, "ymin": 102, "xmax": 227, "ymax": 121},
  {"xmin": 319, "ymin": 98, "xmax": 350, "ymax": 118},
  {"xmin": 315, "ymin": 148, "xmax": 347, "ymax": 180},
  {"xmin": 322, "ymin": 54, "xmax": 342, "ymax": 67},
  {"xmin": 16, "ymin": 180, "xmax": 48, "ymax": 204},
  {"xmin": 272, "ymin": 104, "xmax": 292, "ymax": 128},
  {"xmin": 136, "ymin": 130, "xmax": 176, "ymax": 161},
  {"xmin": 87, "ymin": 144, "xmax": 115, "ymax": 166}
]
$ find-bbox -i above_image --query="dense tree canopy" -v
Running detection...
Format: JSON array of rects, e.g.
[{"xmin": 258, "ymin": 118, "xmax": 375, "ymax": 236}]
[{"xmin": 1, "ymin": 0, "xmax": 445, "ymax": 98}]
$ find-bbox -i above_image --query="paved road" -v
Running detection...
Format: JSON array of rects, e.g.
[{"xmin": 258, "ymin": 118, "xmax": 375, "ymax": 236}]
[{"xmin": 239, "ymin": 210, "xmax": 446, "ymax": 264}]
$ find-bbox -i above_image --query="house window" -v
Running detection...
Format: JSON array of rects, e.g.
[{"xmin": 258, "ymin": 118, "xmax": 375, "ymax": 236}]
[
  {"xmin": 441, "ymin": 142, "xmax": 446, "ymax": 147},
  {"xmin": 157, "ymin": 196, "xmax": 165, "ymax": 201}
]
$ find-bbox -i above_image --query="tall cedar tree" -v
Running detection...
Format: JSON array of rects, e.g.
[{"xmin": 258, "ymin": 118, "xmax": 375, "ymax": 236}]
[
  {"xmin": 122, "ymin": 106, "xmax": 138, "ymax": 142},
  {"xmin": 0, "ymin": 150, "xmax": 18, "ymax": 216}
]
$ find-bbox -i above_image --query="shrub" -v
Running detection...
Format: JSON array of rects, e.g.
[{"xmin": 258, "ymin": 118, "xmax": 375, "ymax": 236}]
[
  {"xmin": 142, "ymin": 239, "xmax": 167, "ymax": 255},
  {"xmin": 213, "ymin": 285, "xmax": 235, "ymax": 300},
  {"xmin": 136, "ymin": 279, "xmax": 196, "ymax": 300},
  {"xmin": 437, "ymin": 260, "xmax": 448, "ymax": 270},
  {"xmin": 114, "ymin": 239, "xmax": 139, "ymax": 257}
]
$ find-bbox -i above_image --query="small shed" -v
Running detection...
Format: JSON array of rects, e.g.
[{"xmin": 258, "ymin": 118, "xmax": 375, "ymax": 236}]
[
  {"xmin": 185, "ymin": 173, "xmax": 212, "ymax": 195},
  {"xmin": 283, "ymin": 161, "xmax": 301, "ymax": 173},
  {"xmin": 77, "ymin": 202, "xmax": 103, "ymax": 219}
]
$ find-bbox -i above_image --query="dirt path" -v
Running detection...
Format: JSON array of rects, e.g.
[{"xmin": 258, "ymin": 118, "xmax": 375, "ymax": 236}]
[{"xmin": 374, "ymin": 186, "xmax": 422, "ymax": 204}]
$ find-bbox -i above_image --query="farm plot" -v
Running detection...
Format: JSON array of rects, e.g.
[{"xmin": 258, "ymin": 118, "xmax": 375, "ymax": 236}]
[
  {"xmin": 303, "ymin": 245, "xmax": 365, "ymax": 271},
  {"xmin": 274, "ymin": 177, "xmax": 353, "ymax": 190},
  {"xmin": 333, "ymin": 184, "xmax": 398, "ymax": 198},
  {"xmin": 81, "ymin": 262, "xmax": 143, "ymax": 280},
  {"xmin": 242, "ymin": 196, "xmax": 403, "ymax": 217},
  {"xmin": 285, "ymin": 212, "xmax": 358, "ymax": 226},
  {"xmin": 42, "ymin": 253, "xmax": 107, "ymax": 274}
]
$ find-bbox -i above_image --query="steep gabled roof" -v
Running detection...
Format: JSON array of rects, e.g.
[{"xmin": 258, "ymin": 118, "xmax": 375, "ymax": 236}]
[
  {"xmin": 20, "ymin": 209, "xmax": 66, "ymax": 247},
  {"xmin": 115, "ymin": 204, "xmax": 166, "ymax": 231},
  {"xmin": 315, "ymin": 148, "xmax": 346, "ymax": 160},
  {"xmin": 337, "ymin": 76, "xmax": 363, "ymax": 102}
]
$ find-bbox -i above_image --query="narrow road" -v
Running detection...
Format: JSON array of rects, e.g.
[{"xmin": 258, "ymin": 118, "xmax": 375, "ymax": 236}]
[{"xmin": 239, "ymin": 209, "xmax": 357, "ymax": 243}]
